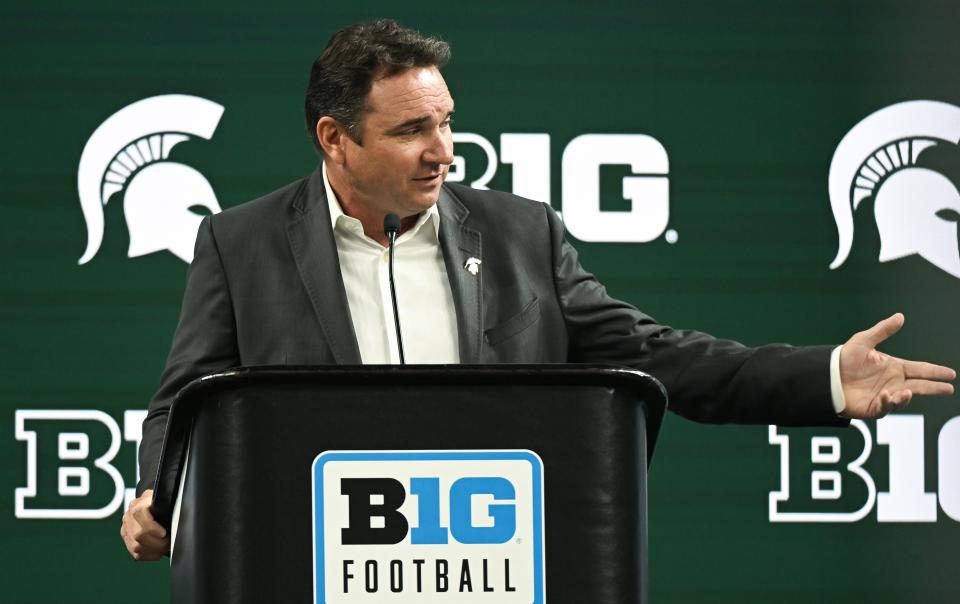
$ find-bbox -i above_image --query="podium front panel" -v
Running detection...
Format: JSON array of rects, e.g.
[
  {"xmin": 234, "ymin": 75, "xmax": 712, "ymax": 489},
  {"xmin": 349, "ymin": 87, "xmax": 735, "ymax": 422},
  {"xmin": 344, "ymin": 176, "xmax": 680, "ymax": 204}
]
[{"xmin": 161, "ymin": 367, "xmax": 663, "ymax": 604}]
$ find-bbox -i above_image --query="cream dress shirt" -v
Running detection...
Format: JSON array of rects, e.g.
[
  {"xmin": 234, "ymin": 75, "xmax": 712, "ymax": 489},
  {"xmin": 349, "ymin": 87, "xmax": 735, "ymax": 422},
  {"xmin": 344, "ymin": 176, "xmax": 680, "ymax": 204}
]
[{"xmin": 323, "ymin": 163, "xmax": 460, "ymax": 364}]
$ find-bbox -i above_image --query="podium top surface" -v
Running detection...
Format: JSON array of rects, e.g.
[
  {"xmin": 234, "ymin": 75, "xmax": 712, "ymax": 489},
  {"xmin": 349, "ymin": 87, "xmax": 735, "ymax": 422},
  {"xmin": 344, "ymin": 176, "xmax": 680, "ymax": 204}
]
[{"xmin": 182, "ymin": 363, "xmax": 665, "ymax": 397}]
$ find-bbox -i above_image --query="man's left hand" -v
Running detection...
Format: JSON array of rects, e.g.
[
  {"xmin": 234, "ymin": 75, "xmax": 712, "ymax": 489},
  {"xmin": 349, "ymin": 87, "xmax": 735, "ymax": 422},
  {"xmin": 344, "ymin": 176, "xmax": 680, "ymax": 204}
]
[{"xmin": 840, "ymin": 313, "xmax": 956, "ymax": 419}]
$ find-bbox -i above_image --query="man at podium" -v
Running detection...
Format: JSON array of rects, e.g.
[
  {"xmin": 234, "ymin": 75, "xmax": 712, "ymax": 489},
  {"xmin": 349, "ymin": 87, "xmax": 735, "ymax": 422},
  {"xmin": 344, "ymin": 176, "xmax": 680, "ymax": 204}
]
[{"xmin": 121, "ymin": 19, "xmax": 955, "ymax": 561}]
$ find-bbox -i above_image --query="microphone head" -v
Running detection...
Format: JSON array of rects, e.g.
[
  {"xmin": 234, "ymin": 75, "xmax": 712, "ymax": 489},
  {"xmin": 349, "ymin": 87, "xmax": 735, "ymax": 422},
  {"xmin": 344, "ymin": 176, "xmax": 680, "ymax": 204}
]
[{"xmin": 383, "ymin": 213, "xmax": 402, "ymax": 236}]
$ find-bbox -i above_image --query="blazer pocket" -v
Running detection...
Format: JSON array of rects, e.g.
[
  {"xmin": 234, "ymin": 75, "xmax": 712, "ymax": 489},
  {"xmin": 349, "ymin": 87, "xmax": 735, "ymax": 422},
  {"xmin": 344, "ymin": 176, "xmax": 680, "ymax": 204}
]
[{"xmin": 484, "ymin": 297, "xmax": 541, "ymax": 346}]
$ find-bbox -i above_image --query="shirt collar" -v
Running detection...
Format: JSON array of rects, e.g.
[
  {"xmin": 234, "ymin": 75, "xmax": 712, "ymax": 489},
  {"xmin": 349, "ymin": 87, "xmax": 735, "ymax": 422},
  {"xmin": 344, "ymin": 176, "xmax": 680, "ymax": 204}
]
[{"xmin": 322, "ymin": 162, "xmax": 441, "ymax": 242}]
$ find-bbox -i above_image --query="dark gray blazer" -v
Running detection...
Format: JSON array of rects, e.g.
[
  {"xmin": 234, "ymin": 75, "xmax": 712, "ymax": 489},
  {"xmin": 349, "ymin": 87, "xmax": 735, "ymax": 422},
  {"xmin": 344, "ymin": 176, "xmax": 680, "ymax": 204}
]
[{"xmin": 138, "ymin": 168, "xmax": 842, "ymax": 493}]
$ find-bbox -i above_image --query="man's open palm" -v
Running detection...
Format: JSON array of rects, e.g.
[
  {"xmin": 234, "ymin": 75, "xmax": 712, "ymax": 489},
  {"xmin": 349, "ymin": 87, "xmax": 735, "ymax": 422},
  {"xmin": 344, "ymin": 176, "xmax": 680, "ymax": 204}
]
[{"xmin": 840, "ymin": 313, "xmax": 955, "ymax": 419}]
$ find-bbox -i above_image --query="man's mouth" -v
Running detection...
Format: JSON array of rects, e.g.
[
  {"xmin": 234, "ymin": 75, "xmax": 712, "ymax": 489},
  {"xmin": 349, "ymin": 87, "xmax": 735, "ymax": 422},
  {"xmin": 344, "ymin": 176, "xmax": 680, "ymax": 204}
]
[{"xmin": 413, "ymin": 173, "xmax": 443, "ymax": 183}]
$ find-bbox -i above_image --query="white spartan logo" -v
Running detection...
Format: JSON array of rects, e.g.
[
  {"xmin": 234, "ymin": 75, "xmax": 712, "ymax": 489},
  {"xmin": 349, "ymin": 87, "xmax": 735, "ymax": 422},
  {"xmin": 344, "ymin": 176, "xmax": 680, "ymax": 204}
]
[
  {"xmin": 828, "ymin": 100, "xmax": 960, "ymax": 278},
  {"xmin": 77, "ymin": 94, "xmax": 224, "ymax": 264}
]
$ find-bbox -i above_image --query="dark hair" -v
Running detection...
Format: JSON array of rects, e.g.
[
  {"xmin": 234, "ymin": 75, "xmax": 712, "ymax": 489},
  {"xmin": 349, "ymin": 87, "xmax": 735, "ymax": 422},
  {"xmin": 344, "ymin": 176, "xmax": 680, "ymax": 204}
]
[{"xmin": 304, "ymin": 19, "xmax": 451, "ymax": 152}]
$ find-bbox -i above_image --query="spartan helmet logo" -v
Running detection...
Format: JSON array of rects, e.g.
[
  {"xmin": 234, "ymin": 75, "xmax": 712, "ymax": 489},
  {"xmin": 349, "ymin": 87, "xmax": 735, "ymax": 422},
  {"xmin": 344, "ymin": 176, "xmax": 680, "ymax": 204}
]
[
  {"xmin": 77, "ymin": 95, "xmax": 224, "ymax": 264},
  {"xmin": 828, "ymin": 100, "xmax": 960, "ymax": 278}
]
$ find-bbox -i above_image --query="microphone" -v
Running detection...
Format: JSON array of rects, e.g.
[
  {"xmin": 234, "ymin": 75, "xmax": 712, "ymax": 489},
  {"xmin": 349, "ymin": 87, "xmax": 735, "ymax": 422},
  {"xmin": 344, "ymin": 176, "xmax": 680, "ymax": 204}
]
[{"xmin": 383, "ymin": 213, "xmax": 405, "ymax": 364}]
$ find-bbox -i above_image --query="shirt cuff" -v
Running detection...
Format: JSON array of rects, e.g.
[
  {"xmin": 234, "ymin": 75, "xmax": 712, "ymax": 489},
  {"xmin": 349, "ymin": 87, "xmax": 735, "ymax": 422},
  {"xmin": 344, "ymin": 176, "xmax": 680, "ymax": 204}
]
[{"xmin": 830, "ymin": 345, "xmax": 846, "ymax": 415}]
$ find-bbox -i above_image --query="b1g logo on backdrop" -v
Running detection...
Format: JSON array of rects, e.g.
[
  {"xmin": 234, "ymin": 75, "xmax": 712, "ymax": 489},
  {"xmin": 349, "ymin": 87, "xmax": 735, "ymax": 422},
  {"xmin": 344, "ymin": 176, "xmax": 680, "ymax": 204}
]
[
  {"xmin": 450, "ymin": 132, "xmax": 673, "ymax": 244},
  {"xmin": 77, "ymin": 94, "xmax": 224, "ymax": 264},
  {"xmin": 768, "ymin": 415, "xmax": 960, "ymax": 523},
  {"xmin": 312, "ymin": 450, "xmax": 545, "ymax": 604},
  {"xmin": 828, "ymin": 100, "xmax": 960, "ymax": 278},
  {"xmin": 14, "ymin": 409, "xmax": 146, "ymax": 519}
]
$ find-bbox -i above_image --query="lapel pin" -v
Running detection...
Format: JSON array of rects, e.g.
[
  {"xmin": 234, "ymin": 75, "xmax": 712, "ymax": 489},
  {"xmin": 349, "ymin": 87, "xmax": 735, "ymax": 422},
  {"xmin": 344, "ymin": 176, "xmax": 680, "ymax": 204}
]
[{"xmin": 464, "ymin": 257, "xmax": 481, "ymax": 275}]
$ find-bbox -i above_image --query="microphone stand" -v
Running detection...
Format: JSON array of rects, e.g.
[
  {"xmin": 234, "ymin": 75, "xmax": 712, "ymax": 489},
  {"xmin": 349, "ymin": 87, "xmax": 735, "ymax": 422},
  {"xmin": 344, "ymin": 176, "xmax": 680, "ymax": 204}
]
[{"xmin": 383, "ymin": 213, "xmax": 405, "ymax": 364}]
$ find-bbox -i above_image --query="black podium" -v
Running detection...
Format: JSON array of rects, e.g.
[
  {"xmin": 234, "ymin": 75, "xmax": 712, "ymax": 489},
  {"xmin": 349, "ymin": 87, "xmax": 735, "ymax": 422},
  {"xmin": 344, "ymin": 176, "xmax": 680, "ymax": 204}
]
[{"xmin": 151, "ymin": 365, "xmax": 667, "ymax": 604}]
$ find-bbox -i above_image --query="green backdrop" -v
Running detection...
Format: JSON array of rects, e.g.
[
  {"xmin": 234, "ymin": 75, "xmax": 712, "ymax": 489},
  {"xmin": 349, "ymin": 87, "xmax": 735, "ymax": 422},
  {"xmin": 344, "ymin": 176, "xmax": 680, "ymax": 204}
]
[{"xmin": 2, "ymin": 1, "xmax": 958, "ymax": 602}]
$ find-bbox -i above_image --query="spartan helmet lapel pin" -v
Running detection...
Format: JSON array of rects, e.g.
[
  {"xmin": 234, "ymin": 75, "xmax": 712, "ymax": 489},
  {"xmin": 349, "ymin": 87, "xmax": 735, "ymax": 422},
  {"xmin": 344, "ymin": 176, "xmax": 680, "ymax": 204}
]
[{"xmin": 464, "ymin": 257, "xmax": 481, "ymax": 276}]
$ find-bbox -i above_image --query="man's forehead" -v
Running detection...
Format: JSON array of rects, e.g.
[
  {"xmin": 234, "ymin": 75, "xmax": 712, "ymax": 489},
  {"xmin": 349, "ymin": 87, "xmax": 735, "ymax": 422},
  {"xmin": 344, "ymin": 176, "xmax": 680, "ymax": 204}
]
[{"xmin": 366, "ymin": 66, "xmax": 454, "ymax": 120}]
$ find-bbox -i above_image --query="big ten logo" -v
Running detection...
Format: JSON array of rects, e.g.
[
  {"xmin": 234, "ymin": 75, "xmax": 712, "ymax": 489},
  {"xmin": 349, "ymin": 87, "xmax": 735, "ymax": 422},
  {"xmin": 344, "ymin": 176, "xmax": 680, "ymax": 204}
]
[
  {"xmin": 450, "ymin": 132, "xmax": 671, "ymax": 244},
  {"xmin": 768, "ymin": 416, "xmax": 960, "ymax": 522},
  {"xmin": 313, "ymin": 450, "xmax": 545, "ymax": 604},
  {"xmin": 14, "ymin": 410, "xmax": 146, "ymax": 519}
]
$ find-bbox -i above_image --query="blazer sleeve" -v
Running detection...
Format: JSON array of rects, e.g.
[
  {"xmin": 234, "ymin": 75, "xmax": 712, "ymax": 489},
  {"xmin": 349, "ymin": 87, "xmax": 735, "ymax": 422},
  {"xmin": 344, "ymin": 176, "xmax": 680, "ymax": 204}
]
[
  {"xmin": 545, "ymin": 205, "xmax": 846, "ymax": 427},
  {"xmin": 137, "ymin": 216, "xmax": 241, "ymax": 495}
]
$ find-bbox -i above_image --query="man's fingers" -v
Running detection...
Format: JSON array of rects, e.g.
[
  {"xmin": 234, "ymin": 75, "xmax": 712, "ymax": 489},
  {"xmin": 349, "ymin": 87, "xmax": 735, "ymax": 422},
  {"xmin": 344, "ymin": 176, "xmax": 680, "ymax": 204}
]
[
  {"xmin": 129, "ymin": 488, "xmax": 153, "ymax": 511},
  {"xmin": 130, "ymin": 529, "xmax": 168, "ymax": 551},
  {"xmin": 131, "ymin": 521, "xmax": 167, "ymax": 541},
  {"xmin": 131, "ymin": 510, "xmax": 166, "ymax": 538},
  {"xmin": 902, "ymin": 360, "xmax": 957, "ymax": 382},
  {"xmin": 125, "ymin": 534, "xmax": 168, "ymax": 561},
  {"xmin": 121, "ymin": 495, "xmax": 170, "ymax": 561},
  {"xmin": 122, "ymin": 511, "xmax": 161, "ymax": 545},
  {"xmin": 876, "ymin": 390, "xmax": 894, "ymax": 416},
  {"xmin": 904, "ymin": 379, "xmax": 956, "ymax": 397},
  {"xmin": 879, "ymin": 389, "xmax": 911, "ymax": 410},
  {"xmin": 860, "ymin": 313, "xmax": 905, "ymax": 348},
  {"xmin": 131, "ymin": 501, "xmax": 167, "ymax": 538},
  {"xmin": 122, "ymin": 518, "xmax": 166, "ymax": 550},
  {"xmin": 892, "ymin": 389, "xmax": 912, "ymax": 405}
]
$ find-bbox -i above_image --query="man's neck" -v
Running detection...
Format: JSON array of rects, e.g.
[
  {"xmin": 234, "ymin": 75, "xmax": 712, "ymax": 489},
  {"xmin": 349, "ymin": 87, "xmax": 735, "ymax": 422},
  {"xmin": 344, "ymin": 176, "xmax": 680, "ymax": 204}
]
[{"xmin": 325, "ymin": 166, "xmax": 419, "ymax": 247}]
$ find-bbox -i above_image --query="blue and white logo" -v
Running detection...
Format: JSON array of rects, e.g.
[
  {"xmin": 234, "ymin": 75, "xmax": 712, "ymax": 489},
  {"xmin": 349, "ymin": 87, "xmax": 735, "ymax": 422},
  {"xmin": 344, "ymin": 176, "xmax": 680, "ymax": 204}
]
[{"xmin": 311, "ymin": 450, "xmax": 545, "ymax": 604}]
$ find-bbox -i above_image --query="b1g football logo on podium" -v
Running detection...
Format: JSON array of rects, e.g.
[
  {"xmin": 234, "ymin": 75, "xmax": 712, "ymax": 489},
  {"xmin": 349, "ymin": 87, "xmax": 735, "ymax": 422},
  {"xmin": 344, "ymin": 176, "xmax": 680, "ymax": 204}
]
[{"xmin": 312, "ymin": 450, "xmax": 545, "ymax": 604}]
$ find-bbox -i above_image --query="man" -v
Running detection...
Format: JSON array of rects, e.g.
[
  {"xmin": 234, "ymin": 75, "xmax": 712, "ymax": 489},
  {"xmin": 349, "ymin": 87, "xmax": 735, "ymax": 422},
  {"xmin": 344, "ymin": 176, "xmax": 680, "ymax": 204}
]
[{"xmin": 121, "ymin": 19, "xmax": 955, "ymax": 561}]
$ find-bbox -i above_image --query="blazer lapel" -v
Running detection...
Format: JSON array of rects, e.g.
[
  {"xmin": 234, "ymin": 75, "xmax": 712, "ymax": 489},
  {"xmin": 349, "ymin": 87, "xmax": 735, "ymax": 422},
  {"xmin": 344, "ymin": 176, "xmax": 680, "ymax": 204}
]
[
  {"xmin": 438, "ymin": 187, "xmax": 483, "ymax": 364},
  {"xmin": 286, "ymin": 169, "xmax": 362, "ymax": 364}
]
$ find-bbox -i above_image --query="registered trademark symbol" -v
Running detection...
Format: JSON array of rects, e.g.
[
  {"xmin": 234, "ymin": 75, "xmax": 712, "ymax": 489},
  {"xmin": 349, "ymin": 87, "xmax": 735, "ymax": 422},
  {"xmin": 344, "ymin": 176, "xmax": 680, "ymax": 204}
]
[
  {"xmin": 665, "ymin": 229, "xmax": 678, "ymax": 244},
  {"xmin": 516, "ymin": 538, "xmax": 522, "ymax": 544}
]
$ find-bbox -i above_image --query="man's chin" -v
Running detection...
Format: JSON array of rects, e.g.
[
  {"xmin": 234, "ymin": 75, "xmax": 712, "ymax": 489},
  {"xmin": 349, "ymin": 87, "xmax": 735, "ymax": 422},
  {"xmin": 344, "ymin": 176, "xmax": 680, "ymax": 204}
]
[{"xmin": 404, "ymin": 187, "xmax": 443, "ymax": 211}]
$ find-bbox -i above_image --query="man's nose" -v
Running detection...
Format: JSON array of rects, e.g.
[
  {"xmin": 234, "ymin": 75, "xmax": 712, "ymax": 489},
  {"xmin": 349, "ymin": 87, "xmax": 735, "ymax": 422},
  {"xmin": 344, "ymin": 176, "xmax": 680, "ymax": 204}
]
[{"xmin": 424, "ymin": 129, "xmax": 454, "ymax": 166}]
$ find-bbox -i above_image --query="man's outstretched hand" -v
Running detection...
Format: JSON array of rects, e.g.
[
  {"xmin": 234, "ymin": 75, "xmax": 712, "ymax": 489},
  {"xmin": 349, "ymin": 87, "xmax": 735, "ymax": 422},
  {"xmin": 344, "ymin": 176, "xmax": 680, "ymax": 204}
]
[
  {"xmin": 120, "ymin": 489, "xmax": 169, "ymax": 561},
  {"xmin": 840, "ymin": 313, "xmax": 956, "ymax": 419}
]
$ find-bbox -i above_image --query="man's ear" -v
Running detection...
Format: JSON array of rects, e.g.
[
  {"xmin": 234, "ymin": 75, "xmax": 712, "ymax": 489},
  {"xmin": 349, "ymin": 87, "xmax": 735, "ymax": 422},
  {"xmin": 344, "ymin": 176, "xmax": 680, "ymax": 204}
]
[{"xmin": 316, "ymin": 116, "xmax": 346, "ymax": 163}]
